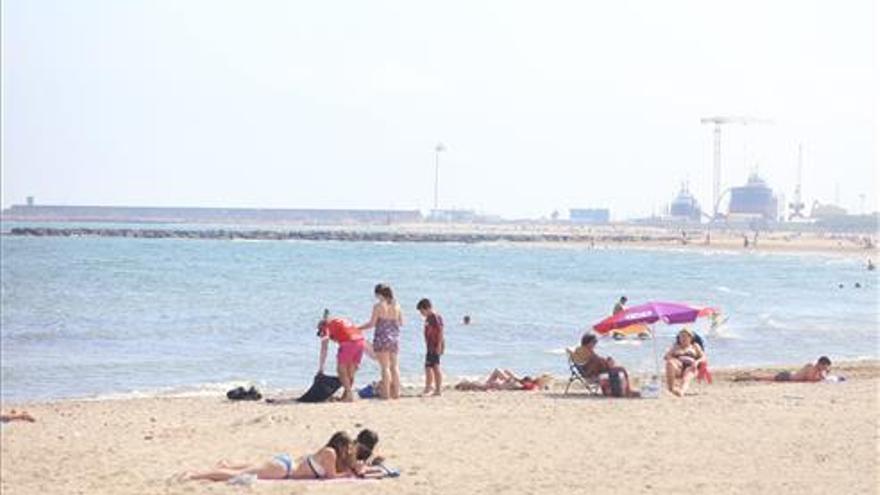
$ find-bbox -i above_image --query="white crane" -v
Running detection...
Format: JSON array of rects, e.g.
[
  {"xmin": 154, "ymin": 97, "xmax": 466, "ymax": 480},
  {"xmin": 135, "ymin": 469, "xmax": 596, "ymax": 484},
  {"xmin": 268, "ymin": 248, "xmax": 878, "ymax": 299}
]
[
  {"xmin": 788, "ymin": 143, "xmax": 806, "ymax": 220},
  {"xmin": 700, "ymin": 116, "xmax": 771, "ymax": 219}
]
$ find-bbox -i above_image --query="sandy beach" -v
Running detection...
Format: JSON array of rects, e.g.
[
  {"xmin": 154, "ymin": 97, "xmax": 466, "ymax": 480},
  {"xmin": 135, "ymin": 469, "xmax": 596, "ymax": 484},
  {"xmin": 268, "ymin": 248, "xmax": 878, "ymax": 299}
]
[{"xmin": 2, "ymin": 361, "xmax": 877, "ymax": 495}]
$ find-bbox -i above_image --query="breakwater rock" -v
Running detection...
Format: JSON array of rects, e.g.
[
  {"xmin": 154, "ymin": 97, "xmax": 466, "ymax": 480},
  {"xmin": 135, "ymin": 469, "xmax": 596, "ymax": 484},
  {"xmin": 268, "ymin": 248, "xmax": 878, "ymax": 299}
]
[{"xmin": 7, "ymin": 227, "xmax": 674, "ymax": 244}]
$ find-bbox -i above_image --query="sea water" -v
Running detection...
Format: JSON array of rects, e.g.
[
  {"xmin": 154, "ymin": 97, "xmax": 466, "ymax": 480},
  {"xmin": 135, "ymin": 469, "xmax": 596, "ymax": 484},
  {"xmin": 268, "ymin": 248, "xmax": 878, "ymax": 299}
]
[{"xmin": 1, "ymin": 226, "xmax": 878, "ymax": 401}]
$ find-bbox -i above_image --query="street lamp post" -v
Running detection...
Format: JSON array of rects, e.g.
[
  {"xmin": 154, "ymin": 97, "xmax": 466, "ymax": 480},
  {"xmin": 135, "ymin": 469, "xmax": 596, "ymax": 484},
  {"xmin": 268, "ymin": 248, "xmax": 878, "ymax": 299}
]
[{"xmin": 434, "ymin": 143, "xmax": 446, "ymax": 212}]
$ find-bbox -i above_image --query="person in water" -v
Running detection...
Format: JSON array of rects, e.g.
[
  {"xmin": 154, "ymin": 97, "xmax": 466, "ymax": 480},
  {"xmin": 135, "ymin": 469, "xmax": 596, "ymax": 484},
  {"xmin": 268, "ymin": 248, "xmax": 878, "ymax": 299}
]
[
  {"xmin": 664, "ymin": 328, "xmax": 705, "ymax": 397},
  {"xmin": 571, "ymin": 333, "xmax": 639, "ymax": 397},
  {"xmin": 359, "ymin": 284, "xmax": 403, "ymax": 400},
  {"xmin": 613, "ymin": 296, "xmax": 627, "ymax": 315},
  {"xmin": 454, "ymin": 369, "xmax": 554, "ymax": 391},
  {"xmin": 317, "ymin": 315, "xmax": 366, "ymax": 402},
  {"xmin": 735, "ymin": 357, "xmax": 832, "ymax": 383},
  {"xmin": 185, "ymin": 431, "xmax": 357, "ymax": 481}
]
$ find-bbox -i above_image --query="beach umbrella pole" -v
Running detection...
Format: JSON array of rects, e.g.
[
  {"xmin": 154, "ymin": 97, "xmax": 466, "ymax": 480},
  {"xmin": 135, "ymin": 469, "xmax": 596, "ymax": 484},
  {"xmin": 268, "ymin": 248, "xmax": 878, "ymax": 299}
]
[{"xmin": 651, "ymin": 325, "xmax": 661, "ymax": 394}]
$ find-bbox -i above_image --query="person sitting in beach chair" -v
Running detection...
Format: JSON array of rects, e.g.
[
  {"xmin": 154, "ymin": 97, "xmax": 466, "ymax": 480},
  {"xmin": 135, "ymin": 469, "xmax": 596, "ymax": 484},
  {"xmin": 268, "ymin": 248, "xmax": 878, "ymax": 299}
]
[
  {"xmin": 734, "ymin": 356, "xmax": 832, "ymax": 383},
  {"xmin": 664, "ymin": 328, "xmax": 705, "ymax": 397},
  {"xmin": 568, "ymin": 333, "xmax": 638, "ymax": 397},
  {"xmin": 454, "ymin": 369, "xmax": 554, "ymax": 391}
]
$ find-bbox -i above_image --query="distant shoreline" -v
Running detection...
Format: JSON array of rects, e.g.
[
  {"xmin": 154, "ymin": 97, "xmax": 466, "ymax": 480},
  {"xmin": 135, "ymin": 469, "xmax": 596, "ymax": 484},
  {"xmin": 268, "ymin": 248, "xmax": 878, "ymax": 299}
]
[{"xmin": 4, "ymin": 225, "xmax": 877, "ymax": 258}]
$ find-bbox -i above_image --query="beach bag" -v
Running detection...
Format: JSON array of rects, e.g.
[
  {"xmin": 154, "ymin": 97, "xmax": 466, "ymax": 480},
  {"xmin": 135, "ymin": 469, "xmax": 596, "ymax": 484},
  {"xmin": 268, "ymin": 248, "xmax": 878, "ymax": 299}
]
[
  {"xmin": 601, "ymin": 368, "xmax": 627, "ymax": 398},
  {"xmin": 296, "ymin": 373, "xmax": 342, "ymax": 403}
]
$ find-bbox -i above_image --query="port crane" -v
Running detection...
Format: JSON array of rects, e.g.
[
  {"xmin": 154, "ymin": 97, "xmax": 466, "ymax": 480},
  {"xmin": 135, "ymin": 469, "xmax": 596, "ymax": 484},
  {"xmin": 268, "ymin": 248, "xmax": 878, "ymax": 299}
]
[{"xmin": 700, "ymin": 116, "xmax": 771, "ymax": 219}]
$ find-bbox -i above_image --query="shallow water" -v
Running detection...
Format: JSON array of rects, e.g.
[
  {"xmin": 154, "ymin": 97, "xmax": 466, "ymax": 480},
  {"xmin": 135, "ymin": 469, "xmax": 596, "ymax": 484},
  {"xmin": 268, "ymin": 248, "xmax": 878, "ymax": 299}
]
[{"xmin": 1, "ymin": 226, "xmax": 878, "ymax": 401}]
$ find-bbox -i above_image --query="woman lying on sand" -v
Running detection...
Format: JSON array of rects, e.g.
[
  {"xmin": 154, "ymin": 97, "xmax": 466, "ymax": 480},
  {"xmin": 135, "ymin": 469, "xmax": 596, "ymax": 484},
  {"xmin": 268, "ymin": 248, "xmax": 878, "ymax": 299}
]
[
  {"xmin": 185, "ymin": 430, "xmax": 383, "ymax": 481},
  {"xmin": 454, "ymin": 368, "xmax": 554, "ymax": 391}
]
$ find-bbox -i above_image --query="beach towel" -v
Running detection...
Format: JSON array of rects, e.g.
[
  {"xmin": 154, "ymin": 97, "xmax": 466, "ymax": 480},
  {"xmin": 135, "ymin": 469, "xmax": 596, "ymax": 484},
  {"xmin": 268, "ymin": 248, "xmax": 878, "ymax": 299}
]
[{"xmin": 296, "ymin": 373, "xmax": 342, "ymax": 403}]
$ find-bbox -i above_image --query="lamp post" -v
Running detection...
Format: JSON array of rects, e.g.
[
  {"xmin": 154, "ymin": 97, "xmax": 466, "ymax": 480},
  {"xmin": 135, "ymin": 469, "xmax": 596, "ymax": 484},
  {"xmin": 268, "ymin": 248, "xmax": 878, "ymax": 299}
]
[{"xmin": 434, "ymin": 143, "xmax": 446, "ymax": 212}]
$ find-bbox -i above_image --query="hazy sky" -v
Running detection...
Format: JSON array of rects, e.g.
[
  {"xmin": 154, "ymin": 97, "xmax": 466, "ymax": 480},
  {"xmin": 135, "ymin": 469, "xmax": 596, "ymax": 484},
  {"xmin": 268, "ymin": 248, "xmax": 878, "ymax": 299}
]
[{"xmin": 1, "ymin": 0, "xmax": 876, "ymax": 219}]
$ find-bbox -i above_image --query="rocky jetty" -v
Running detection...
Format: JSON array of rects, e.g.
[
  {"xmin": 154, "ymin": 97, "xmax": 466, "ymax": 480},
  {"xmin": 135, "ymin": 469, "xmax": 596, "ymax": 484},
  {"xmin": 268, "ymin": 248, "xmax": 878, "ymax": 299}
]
[{"xmin": 7, "ymin": 227, "xmax": 669, "ymax": 244}]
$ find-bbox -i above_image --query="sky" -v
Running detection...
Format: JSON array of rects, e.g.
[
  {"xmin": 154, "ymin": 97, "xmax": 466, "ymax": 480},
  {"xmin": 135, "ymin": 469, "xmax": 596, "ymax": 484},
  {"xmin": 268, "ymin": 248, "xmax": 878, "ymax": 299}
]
[{"xmin": 1, "ymin": 0, "xmax": 877, "ymax": 219}]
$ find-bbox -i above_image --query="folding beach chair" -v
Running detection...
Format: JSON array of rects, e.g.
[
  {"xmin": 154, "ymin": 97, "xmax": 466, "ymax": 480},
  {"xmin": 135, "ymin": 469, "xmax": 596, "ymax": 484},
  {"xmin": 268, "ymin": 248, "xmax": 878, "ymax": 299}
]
[{"xmin": 564, "ymin": 348, "xmax": 602, "ymax": 395}]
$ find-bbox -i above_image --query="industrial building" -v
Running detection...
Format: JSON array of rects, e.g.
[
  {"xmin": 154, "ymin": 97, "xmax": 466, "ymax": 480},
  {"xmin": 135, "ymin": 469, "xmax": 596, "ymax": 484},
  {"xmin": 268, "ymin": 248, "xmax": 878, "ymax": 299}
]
[
  {"xmin": 1, "ymin": 202, "xmax": 423, "ymax": 225},
  {"xmin": 569, "ymin": 208, "xmax": 610, "ymax": 224}
]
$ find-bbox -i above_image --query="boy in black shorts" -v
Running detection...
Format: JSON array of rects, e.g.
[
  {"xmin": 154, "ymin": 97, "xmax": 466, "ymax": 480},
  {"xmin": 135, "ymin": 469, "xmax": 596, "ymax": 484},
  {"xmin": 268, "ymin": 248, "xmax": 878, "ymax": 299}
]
[{"xmin": 417, "ymin": 298, "xmax": 445, "ymax": 396}]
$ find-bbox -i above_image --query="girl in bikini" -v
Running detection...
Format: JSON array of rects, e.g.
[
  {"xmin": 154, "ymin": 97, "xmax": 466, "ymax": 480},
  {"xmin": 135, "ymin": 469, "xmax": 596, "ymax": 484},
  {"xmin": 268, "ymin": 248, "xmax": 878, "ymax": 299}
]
[
  {"xmin": 664, "ymin": 328, "xmax": 705, "ymax": 397},
  {"xmin": 184, "ymin": 431, "xmax": 356, "ymax": 482}
]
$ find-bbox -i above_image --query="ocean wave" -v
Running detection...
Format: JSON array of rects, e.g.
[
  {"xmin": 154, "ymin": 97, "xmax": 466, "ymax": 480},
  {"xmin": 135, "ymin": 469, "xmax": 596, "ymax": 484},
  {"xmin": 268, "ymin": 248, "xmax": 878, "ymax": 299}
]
[
  {"xmin": 79, "ymin": 380, "xmax": 274, "ymax": 402},
  {"xmin": 715, "ymin": 286, "xmax": 751, "ymax": 296}
]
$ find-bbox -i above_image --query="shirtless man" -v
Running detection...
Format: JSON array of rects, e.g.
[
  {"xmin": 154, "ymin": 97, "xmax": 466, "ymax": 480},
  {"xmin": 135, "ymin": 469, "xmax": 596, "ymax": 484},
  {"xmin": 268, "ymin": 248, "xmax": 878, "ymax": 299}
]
[{"xmin": 735, "ymin": 356, "xmax": 832, "ymax": 383}]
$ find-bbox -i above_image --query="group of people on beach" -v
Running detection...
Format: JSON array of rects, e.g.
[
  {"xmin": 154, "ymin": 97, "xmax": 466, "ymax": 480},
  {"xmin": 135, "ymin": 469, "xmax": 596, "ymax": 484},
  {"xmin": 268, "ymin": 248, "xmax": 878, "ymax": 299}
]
[{"xmin": 317, "ymin": 283, "xmax": 446, "ymax": 401}]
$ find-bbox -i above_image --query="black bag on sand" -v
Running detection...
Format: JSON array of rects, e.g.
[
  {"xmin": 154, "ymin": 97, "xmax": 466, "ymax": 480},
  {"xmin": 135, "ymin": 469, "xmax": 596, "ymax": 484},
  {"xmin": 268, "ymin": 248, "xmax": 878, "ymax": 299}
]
[
  {"xmin": 227, "ymin": 386, "xmax": 262, "ymax": 401},
  {"xmin": 296, "ymin": 373, "xmax": 342, "ymax": 403}
]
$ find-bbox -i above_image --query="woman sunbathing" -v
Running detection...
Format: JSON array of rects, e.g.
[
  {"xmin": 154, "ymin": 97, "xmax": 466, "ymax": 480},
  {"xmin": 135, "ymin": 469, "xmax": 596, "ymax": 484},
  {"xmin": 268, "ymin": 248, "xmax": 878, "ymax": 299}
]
[
  {"xmin": 664, "ymin": 328, "xmax": 705, "ymax": 397},
  {"xmin": 454, "ymin": 368, "xmax": 554, "ymax": 391},
  {"xmin": 185, "ymin": 431, "xmax": 357, "ymax": 481}
]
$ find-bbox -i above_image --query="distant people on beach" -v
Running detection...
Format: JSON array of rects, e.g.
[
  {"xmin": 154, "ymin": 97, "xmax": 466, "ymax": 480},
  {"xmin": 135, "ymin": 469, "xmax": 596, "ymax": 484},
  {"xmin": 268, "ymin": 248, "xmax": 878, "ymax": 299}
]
[
  {"xmin": 613, "ymin": 296, "xmax": 627, "ymax": 315},
  {"xmin": 317, "ymin": 314, "xmax": 366, "ymax": 402},
  {"xmin": 454, "ymin": 369, "xmax": 554, "ymax": 392},
  {"xmin": 571, "ymin": 333, "xmax": 639, "ymax": 397},
  {"xmin": 1, "ymin": 410, "xmax": 35, "ymax": 423},
  {"xmin": 867, "ymin": 258, "xmax": 875, "ymax": 271},
  {"xmin": 359, "ymin": 284, "xmax": 403, "ymax": 400},
  {"xmin": 185, "ymin": 431, "xmax": 359, "ymax": 481},
  {"xmin": 664, "ymin": 329, "xmax": 705, "ymax": 397},
  {"xmin": 417, "ymin": 298, "xmax": 445, "ymax": 397},
  {"xmin": 734, "ymin": 357, "xmax": 832, "ymax": 383}
]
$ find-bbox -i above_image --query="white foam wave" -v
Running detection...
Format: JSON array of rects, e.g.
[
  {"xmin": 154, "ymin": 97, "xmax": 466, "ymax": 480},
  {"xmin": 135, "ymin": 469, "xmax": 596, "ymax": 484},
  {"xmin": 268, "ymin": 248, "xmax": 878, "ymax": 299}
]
[{"xmin": 79, "ymin": 380, "xmax": 275, "ymax": 402}]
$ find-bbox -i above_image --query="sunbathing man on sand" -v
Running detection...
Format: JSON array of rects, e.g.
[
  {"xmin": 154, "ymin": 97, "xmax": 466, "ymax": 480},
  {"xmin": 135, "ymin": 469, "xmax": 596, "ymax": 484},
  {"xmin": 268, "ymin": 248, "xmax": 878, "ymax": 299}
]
[
  {"xmin": 735, "ymin": 357, "xmax": 832, "ymax": 383},
  {"xmin": 454, "ymin": 369, "xmax": 554, "ymax": 391},
  {"xmin": 1, "ymin": 410, "xmax": 36, "ymax": 423}
]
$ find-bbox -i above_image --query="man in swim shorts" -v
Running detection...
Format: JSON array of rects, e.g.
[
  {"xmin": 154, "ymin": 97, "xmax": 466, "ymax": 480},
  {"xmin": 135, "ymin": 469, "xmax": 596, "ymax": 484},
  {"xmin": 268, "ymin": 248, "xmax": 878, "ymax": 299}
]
[
  {"xmin": 736, "ymin": 356, "xmax": 832, "ymax": 383},
  {"xmin": 317, "ymin": 316, "xmax": 366, "ymax": 402}
]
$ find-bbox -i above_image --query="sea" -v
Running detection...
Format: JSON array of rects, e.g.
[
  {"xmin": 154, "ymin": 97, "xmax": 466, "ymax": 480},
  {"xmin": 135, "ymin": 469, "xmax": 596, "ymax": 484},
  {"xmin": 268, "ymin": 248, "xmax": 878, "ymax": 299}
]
[{"xmin": 2, "ymin": 221, "xmax": 878, "ymax": 402}]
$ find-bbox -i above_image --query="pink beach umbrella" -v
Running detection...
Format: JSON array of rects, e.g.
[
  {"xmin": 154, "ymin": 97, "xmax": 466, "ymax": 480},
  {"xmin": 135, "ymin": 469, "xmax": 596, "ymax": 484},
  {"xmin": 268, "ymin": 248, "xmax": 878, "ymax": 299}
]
[
  {"xmin": 592, "ymin": 301, "xmax": 717, "ymax": 394},
  {"xmin": 593, "ymin": 301, "xmax": 716, "ymax": 335}
]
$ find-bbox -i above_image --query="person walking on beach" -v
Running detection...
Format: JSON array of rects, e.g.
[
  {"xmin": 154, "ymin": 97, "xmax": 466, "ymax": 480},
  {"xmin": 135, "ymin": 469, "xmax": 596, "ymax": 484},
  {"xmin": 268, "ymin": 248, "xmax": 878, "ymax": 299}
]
[
  {"xmin": 317, "ymin": 314, "xmax": 366, "ymax": 402},
  {"xmin": 417, "ymin": 298, "xmax": 445, "ymax": 396},
  {"xmin": 359, "ymin": 284, "xmax": 403, "ymax": 400},
  {"xmin": 613, "ymin": 296, "xmax": 627, "ymax": 315}
]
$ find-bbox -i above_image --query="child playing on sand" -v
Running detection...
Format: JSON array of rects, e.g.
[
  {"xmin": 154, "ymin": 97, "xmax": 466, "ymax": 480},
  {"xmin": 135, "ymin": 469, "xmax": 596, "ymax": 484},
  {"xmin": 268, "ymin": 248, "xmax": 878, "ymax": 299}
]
[
  {"xmin": 735, "ymin": 356, "xmax": 832, "ymax": 383},
  {"xmin": 417, "ymin": 298, "xmax": 445, "ymax": 396}
]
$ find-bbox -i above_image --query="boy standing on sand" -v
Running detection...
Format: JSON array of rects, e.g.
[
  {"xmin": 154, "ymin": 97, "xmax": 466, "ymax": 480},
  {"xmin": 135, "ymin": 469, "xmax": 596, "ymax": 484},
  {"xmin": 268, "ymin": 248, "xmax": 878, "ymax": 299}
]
[{"xmin": 417, "ymin": 298, "xmax": 444, "ymax": 396}]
